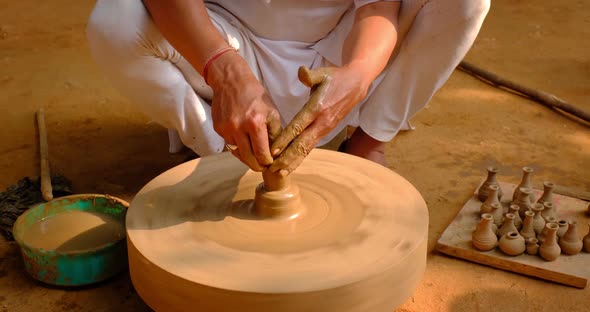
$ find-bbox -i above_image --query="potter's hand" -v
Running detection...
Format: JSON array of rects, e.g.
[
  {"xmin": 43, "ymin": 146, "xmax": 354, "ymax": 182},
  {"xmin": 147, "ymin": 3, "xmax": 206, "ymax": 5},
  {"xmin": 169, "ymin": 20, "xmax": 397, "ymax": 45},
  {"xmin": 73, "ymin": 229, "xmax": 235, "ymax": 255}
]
[
  {"xmin": 209, "ymin": 52, "xmax": 282, "ymax": 172},
  {"xmin": 269, "ymin": 66, "xmax": 369, "ymax": 175}
]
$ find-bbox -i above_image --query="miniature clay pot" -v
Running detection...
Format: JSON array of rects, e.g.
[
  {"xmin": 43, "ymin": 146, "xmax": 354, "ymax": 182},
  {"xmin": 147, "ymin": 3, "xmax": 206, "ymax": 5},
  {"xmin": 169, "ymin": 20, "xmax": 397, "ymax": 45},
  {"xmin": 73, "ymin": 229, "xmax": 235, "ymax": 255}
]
[
  {"xmin": 512, "ymin": 188, "xmax": 533, "ymax": 220},
  {"xmin": 583, "ymin": 223, "xmax": 590, "ymax": 253},
  {"xmin": 477, "ymin": 167, "xmax": 504, "ymax": 202},
  {"xmin": 512, "ymin": 167, "xmax": 535, "ymax": 202},
  {"xmin": 490, "ymin": 203, "xmax": 504, "ymax": 228},
  {"xmin": 556, "ymin": 219, "xmax": 569, "ymax": 239},
  {"xmin": 539, "ymin": 223, "xmax": 561, "ymax": 261},
  {"xmin": 498, "ymin": 213, "xmax": 518, "ymax": 238},
  {"xmin": 499, "ymin": 232, "xmax": 526, "ymax": 256},
  {"xmin": 559, "ymin": 221, "xmax": 583, "ymax": 255},
  {"xmin": 541, "ymin": 202, "xmax": 556, "ymax": 221},
  {"xmin": 508, "ymin": 204, "xmax": 523, "ymax": 229},
  {"xmin": 537, "ymin": 218, "xmax": 557, "ymax": 244},
  {"xmin": 472, "ymin": 214, "xmax": 498, "ymax": 251},
  {"xmin": 525, "ymin": 238, "xmax": 539, "ymax": 255},
  {"xmin": 530, "ymin": 203, "xmax": 545, "ymax": 235},
  {"xmin": 480, "ymin": 185, "xmax": 501, "ymax": 215},
  {"xmin": 536, "ymin": 181, "xmax": 555, "ymax": 206},
  {"xmin": 519, "ymin": 211, "xmax": 536, "ymax": 241}
]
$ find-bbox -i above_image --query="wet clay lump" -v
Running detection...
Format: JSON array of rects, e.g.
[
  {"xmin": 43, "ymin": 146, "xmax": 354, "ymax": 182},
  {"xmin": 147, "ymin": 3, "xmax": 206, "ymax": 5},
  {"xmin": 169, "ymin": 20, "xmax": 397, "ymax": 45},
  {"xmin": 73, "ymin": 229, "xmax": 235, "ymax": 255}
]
[{"xmin": 22, "ymin": 210, "xmax": 125, "ymax": 252}]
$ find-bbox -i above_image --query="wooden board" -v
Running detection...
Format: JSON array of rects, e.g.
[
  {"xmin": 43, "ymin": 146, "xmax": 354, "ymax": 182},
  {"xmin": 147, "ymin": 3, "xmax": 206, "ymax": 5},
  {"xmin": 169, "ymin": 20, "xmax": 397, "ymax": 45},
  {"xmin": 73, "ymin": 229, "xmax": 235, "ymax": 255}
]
[{"xmin": 436, "ymin": 181, "xmax": 590, "ymax": 288}]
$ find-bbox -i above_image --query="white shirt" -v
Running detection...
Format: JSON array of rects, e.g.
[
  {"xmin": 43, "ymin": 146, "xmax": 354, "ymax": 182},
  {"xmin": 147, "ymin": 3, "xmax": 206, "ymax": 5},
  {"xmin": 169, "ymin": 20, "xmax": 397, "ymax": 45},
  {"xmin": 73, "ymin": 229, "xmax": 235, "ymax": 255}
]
[{"xmin": 205, "ymin": 0, "xmax": 398, "ymax": 144}]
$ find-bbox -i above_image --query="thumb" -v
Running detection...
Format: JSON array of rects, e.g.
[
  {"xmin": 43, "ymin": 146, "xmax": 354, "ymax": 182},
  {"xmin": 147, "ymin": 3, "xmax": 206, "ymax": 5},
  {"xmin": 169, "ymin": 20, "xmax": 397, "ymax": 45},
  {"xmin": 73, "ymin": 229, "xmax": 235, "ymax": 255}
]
[{"xmin": 298, "ymin": 66, "xmax": 327, "ymax": 88}]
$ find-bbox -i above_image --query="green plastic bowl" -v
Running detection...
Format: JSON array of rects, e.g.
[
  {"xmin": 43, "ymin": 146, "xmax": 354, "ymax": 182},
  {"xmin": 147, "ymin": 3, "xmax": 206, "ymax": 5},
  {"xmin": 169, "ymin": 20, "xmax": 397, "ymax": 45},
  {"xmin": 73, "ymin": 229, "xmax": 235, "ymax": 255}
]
[{"xmin": 12, "ymin": 194, "xmax": 128, "ymax": 286}]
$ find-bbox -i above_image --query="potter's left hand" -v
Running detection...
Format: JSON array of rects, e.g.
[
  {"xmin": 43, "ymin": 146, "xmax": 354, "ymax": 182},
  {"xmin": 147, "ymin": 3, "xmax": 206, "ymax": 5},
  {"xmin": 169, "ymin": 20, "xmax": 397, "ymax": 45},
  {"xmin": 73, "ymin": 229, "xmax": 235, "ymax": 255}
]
[{"xmin": 269, "ymin": 65, "xmax": 369, "ymax": 175}]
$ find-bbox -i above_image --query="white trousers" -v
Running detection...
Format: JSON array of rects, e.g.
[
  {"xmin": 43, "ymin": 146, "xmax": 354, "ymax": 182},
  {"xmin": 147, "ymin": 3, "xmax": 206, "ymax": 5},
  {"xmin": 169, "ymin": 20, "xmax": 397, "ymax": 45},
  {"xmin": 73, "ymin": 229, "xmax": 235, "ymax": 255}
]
[{"xmin": 86, "ymin": 0, "xmax": 490, "ymax": 156}]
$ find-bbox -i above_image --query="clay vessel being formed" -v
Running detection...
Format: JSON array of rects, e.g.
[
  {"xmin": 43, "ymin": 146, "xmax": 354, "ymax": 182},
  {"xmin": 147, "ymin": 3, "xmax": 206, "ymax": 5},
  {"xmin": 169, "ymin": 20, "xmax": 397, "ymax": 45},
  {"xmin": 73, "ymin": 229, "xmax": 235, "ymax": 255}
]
[
  {"xmin": 559, "ymin": 221, "xmax": 583, "ymax": 255},
  {"xmin": 539, "ymin": 223, "xmax": 561, "ymax": 261},
  {"xmin": 519, "ymin": 211, "xmax": 536, "ymax": 241},
  {"xmin": 584, "ymin": 223, "xmax": 590, "ymax": 253},
  {"xmin": 508, "ymin": 205, "xmax": 523, "ymax": 229},
  {"xmin": 512, "ymin": 166, "xmax": 535, "ymax": 202},
  {"xmin": 499, "ymin": 232, "xmax": 526, "ymax": 256},
  {"xmin": 525, "ymin": 237, "xmax": 539, "ymax": 255},
  {"xmin": 498, "ymin": 213, "xmax": 518, "ymax": 238},
  {"xmin": 530, "ymin": 203, "xmax": 545, "ymax": 235},
  {"xmin": 541, "ymin": 202, "xmax": 556, "ymax": 221},
  {"xmin": 480, "ymin": 185, "xmax": 501, "ymax": 215},
  {"xmin": 556, "ymin": 219, "xmax": 569, "ymax": 239},
  {"xmin": 512, "ymin": 188, "xmax": 533, "ymax": 220},
  {"xmin": 537, "ymin": 217, "xmax": 557, "ymax": 244},
  {"xmin": 536, "ymin": 181, "xmax": 555, "ymax": 206},
  {"xmin": 472, "ymin": 213, "xmax": 498, "ymax": 251},
  {"xmin": 477, "ymin": 166, "xmax": 504, "ymax": 202}
]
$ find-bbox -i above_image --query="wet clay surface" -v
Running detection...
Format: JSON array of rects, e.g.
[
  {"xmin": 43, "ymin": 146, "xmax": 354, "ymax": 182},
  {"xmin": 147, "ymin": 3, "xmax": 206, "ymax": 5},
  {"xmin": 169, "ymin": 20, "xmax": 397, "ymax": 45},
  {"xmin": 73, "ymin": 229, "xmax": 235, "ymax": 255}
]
[
  {"xmin": 21, "ymin": 211, "xmax": 125, "ymax": 252},
  {"xmin": 0, "ymin": 0, "xmax": 589, "ymax": 311}
]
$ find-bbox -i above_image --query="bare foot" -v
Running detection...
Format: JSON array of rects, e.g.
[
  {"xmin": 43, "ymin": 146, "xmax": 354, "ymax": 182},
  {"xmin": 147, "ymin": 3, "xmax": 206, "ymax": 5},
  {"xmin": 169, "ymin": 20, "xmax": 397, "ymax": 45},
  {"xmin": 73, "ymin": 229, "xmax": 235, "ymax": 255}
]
[{"xmin": 340, "ymin": 128, "xmax": 386, "ymax": 166}]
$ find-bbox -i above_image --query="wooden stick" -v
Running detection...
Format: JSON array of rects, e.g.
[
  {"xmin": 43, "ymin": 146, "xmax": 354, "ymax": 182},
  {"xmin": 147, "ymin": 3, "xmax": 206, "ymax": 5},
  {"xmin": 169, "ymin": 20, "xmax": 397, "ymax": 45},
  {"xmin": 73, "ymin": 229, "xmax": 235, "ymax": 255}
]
[
  {"xmin": 36, "ymin": 108, "xmax": 53, "ymax": 201},
  {"xmin": 457, "ymin": 61, "xmax": 590, "ymax": 124}
]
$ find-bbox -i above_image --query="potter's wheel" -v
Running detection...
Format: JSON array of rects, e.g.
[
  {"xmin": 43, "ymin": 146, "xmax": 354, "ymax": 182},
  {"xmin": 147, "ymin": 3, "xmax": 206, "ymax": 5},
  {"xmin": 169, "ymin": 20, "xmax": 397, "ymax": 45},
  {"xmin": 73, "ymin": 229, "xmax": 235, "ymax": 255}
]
[{"xmin": 126, "ymin": 149, "xmax": 428, "ymax": 311}]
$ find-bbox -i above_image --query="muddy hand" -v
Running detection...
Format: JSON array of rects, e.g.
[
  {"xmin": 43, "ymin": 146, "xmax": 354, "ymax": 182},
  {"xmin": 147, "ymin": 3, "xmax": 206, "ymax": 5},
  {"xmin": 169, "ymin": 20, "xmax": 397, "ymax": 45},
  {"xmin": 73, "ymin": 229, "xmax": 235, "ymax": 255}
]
[
  {"xmin": 211, "ymin": 72, "xmax": 282, "ymax": 171},
  {"xmin": 269, "ymin": 65, "xmax": 368, "ymax": 175}
]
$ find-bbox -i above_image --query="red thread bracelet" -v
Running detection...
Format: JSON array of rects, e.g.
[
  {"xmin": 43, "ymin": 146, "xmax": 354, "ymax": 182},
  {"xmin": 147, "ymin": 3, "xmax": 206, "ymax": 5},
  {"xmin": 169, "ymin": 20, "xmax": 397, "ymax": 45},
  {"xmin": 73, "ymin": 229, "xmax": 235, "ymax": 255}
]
[{"xmin": 203, "ymin": 47, "xmax": 236, "ymax": 85}]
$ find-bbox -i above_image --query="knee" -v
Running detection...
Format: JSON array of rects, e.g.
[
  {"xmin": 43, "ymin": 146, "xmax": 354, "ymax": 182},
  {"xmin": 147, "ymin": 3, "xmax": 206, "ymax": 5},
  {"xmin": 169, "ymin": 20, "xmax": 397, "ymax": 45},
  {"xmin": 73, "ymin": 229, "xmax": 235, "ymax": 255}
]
[
  {"xmin": 457, "ymin": 0, "xmax": 491, "ymax": 25},
  {"xmin": 86, "ymin": 0, "xmax": 152, "ymax": 59}
]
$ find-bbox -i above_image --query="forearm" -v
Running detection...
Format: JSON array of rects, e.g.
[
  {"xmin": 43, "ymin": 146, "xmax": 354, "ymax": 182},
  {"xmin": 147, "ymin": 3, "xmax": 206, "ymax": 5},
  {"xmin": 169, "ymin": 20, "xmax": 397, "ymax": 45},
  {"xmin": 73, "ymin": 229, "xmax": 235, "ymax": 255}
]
[
  {"xmin": 342, "ymin": 2, "xmax": 400, "ymax": 88},
  {"xmin": 142, "ymin": 0, "xmax": 233, "ymax": 76}
]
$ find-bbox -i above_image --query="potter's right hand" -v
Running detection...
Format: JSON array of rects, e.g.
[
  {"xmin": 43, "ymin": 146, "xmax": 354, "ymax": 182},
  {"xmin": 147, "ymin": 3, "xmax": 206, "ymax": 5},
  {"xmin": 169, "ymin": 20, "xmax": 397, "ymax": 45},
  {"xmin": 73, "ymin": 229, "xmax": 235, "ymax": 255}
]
[{"xmin": 207, "ymin": 51, "xmax": 282, "ymax": 172}]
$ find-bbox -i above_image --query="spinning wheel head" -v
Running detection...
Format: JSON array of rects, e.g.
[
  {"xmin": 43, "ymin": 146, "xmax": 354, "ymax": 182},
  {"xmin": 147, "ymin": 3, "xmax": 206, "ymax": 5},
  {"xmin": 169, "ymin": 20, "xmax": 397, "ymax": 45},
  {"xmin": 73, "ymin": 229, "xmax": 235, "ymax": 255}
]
[{"xmin": 127, "ymin": 149, "xmax": 428, "ymax": 312}]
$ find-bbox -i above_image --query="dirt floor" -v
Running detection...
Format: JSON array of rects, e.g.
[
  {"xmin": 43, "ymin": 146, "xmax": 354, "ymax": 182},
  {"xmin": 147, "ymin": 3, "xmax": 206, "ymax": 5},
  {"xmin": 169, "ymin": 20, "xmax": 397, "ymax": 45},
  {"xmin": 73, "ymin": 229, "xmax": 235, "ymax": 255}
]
[{"xmin": 0, "ymin": 0, "xmax": 589, "ymax": 311}]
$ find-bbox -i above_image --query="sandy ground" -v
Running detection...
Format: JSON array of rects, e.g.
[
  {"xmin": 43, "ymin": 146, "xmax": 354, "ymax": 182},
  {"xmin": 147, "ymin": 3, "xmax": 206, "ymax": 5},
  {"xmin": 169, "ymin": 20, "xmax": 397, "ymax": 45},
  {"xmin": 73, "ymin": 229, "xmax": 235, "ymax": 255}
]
[{"xmin": 0, "ymin": 0, "xmax": 589, "ymax": 311}]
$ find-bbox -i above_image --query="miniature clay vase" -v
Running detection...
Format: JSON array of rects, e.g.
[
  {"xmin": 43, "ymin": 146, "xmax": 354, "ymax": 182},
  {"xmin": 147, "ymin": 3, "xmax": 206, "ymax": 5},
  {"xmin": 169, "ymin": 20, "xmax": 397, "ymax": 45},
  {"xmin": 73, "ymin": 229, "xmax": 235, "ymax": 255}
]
[
  {"xmin": 539, "ymin": 223, "xmax": 561, "ymax": 261},
  {"xmin": 472, "ymin": 213, "xmax": 498, "ymax": 251},
  {"xmin": 525, "ymin": 238, "xmax": 539, "ymax": 255},
  {"xmin": 519, "ymin": 211, "xmax": 536, "ymax": 240},
  {"xmin": 480, "ymin": 185, "xmax": 501, "ymax": 214},
  {"xmin": 498, "ymin": 213, "xmax": 518, "ymax": 238},
  {"xmin": 559, "ymin": 221, "xmax": 583, "ymax": 255},
  {"xmin": 512, "ymin": 188, "xmax": 533, "ymax": 220},
  {"xmin": 583, "ymin": 223, "xmax": 590, "ymax": 253},
  {"xmin": 541, "ymin": 202, "xmax": 556, "ymax": 221},
  {"xmin": 530, "ymin": 203, "xmax": 545, "ymax": 235},
  {"xmin": 499, "ymin": 232, "xmax": 526, "ymax": 256},
  {"xmin": 536, "ymin": 181, "xmax": 555, "ymax": 206},
  {"xmin": 512, "ymin": 166, "xmax": 535, "ymax": 202},
  {"xmin": 477, "ymin": 167, "xmax": 504, "ymax": 202},
  {"xmin": 537, "ymin": 218, "xmax": 557, "ymax": 244},
  {"xmin": 556, "ymin": 219, "xmax": 569, "ymax": 239},
  {"xmin": 508, "ymin": 205, "xmax": 523, "ymax": 229},
  {"xmin": 490, "ymin": 203, "xmax": 504, "ymax": 228}
]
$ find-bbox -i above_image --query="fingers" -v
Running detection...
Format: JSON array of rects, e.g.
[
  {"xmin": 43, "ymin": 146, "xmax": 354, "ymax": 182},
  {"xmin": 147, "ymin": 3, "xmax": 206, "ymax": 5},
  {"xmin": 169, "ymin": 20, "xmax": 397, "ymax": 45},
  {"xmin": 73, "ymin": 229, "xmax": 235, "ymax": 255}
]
[
  {"xmin": 266, "ymin": 110, "xmax": 282, "ymax": 144},
  {"xmin": 271, "ymin": 79, "xmax": 329, "ymax": 157},
  {"xmin": 248, "ymin": 123, "xmax": 274, "ymax": 167},
  {"xmin": 234, "ymin": 133, "xmax": 265, "ymax": 172},
  {"xmin": 269, "ymin": 123, "xmax": 321, "ymax": 175}
]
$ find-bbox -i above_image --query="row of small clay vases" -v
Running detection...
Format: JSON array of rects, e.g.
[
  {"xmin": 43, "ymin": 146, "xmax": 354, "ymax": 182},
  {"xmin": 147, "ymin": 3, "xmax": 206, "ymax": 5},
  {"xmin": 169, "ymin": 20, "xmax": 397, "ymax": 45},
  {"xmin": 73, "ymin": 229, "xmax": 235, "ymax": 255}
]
[{"xmin": 477, "ymin": 167, "xmax": 504, "ymax": 202}]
